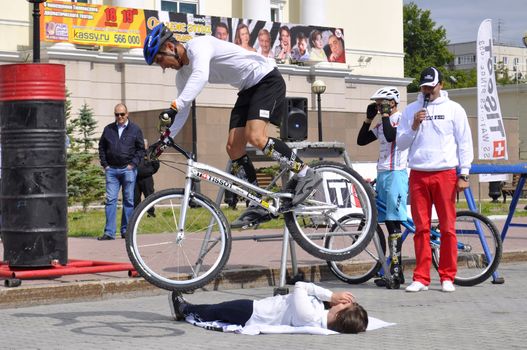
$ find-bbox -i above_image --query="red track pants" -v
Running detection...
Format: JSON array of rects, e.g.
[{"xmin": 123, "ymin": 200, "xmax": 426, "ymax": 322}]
[{"xmin": 409, "ymin": 169, "xmax": 458, "ymax": 285}]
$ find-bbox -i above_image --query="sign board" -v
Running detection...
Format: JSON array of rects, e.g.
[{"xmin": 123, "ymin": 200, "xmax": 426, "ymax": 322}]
[{"xmin": 41, "ymin": 1, "xmax": 346, "ymax": 64}]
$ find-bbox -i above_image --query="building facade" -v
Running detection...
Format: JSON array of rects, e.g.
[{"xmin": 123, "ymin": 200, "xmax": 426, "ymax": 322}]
[
  {"xmin": 448, "ymin": 41, "xmax": 527, "ymax": 81},
  {"xmin": 1, "ymin": 0, "xmax": 411, "ymax": 196}
]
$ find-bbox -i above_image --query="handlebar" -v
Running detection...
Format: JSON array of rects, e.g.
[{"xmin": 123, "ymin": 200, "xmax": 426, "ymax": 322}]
[{"xmin": 147, "ymin": 128, "xmax": 193, "ymax": 161}]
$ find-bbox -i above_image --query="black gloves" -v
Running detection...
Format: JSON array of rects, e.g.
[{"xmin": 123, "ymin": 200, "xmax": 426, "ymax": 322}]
[
  {"xmin": 158, "ymin": 108, "xmax": 177, "ymax": 133},
  {"xmin": 366, "ymin": 102, "xmax": 378, "ymax": 120}
]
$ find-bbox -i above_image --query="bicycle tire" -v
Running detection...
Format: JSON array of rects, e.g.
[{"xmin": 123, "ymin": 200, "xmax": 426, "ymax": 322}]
[
  {"xmin": 431, "ymin": 210, "xmax": 502, "ymax": 287},
  {"xmin": 126, "ymin": 188, "xmax": 231, "ymax": 291},
  {"xmin": 325, "ymin": 214, "xmax": 386, "ymax": 284},
  {"xmin": 284, "ymin": 161, "xmax": 377, "ymax": 261}
]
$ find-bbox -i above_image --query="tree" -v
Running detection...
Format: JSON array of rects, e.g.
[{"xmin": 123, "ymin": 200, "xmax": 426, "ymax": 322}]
[
  {"xmin": 403, "ymin": 2, "xmax": 454, "ymax": 92},
  {"xmin": 441, "ymin": 68, "xmax": 478, "ymax": 90},
  {"xmin": 66, "ymin": 103, "xmax": 105, "ymax": 211}
]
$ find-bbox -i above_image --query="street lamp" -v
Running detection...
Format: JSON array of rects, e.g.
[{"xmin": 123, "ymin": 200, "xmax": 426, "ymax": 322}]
[
  {"xmin": 311, "ymin": 80, "xmax": 326, "ymax": 142},
  {"xmin": 27, "ymin": 0, "xmax": 47, "ymax": 63}
]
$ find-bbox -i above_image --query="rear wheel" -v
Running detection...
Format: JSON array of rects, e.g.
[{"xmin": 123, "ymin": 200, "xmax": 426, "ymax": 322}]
[
  {"xmin": 284, "ymin": 161, "xmax": 377, "ymax": 261},
  {"xmin": 431, "ymin": 211, "xmax": 502, "ymax": 286},
  {"xmin": 325, "ymin": 214, "xmax": 386, "ymax": 284},
  {"xmin": 126, "ymin": 189, "xmax": 231, "ymax": 291}
]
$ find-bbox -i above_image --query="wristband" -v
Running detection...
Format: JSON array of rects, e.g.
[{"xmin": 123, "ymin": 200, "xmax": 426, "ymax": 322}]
[{"xmin": 459, "ymin": 175, "xmax": 469, "ymax": 182}]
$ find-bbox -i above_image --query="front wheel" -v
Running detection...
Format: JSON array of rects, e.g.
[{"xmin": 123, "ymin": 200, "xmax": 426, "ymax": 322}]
[
  {"xmin": 284, "ymin": 161, "xmax": 377, "ymax": 261},
  {"xmin": 325, "ymin": 214, "xmax": 386, "ymax": 284},
  {"xmin": 431, "ymin": 210, "xmax": 502, "ymax": 286},
  {"xmin": 126, "ymin": 188, "xmax": 231, "ymax": 291}
]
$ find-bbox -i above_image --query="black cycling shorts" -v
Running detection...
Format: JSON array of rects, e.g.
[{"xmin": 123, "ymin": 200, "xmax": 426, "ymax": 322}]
[{"xmin": 229, "ymin": 68, "xmax": 286, "ymax": 130}]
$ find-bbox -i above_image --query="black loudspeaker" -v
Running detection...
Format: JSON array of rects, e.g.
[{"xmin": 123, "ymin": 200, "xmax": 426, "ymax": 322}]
[{"xmin": 281, "ymin": 97, "xmax": 308, "ymax": 141}]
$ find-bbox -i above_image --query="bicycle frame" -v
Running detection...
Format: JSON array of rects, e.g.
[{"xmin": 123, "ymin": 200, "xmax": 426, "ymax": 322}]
[
  {"xmin": 164, "ymin": 140, "xmax": 341, "ymax": 235},
  {"xmin": 161, "ymin": 139, "xmax": 347, "ymax": 276}
]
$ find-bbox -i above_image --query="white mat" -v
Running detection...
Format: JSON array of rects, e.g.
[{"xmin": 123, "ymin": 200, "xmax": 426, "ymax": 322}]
[{"xmin": 185, "ymin": 315, "xmax": 396, "ymax": 335}]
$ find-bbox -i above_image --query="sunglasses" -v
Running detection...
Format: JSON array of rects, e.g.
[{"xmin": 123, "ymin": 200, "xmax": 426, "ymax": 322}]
[{"xmin": 114, "ymin": 112, "xmax": 126, "ymax": 117}]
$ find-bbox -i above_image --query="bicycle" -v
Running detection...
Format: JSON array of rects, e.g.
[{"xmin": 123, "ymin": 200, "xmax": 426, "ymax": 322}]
[
  {"xmin": 325, "ymin": 191, "xmax": 503, "ymax": 288},
  {"xmin": 125, "ymin": 129, "xmax": 378, "ymax": 291}
]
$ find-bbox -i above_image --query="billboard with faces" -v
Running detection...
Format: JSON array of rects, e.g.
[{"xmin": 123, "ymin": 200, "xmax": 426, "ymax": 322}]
[
  {"xmin": 143, "ymin": 10, "xmax": 346, "ymax": 65},
  {"xmin": 40, "ymin": 1, "xmax": 346, "ymax": 65}
]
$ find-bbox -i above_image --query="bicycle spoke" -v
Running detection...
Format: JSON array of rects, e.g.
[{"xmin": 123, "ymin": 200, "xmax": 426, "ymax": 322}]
[{"xmin": 126, "ymin": 189, "xmax": 231, "ymax": 291}]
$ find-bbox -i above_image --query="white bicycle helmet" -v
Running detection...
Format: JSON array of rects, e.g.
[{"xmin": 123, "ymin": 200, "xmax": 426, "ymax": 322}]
[{"xmin": 370, "ymin": 87, "xmax": 400, "ymax": 104}]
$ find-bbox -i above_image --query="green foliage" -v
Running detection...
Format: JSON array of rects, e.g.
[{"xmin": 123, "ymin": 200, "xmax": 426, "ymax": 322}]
[
  {"xmin": 456, "ymin": 200, "xmax": 527, "ymax": 217},
  {"xmin": 403, "ymin": 2, "xmax": 454, "ymax": 92},
  {"xmin": 495, "ymin": 62, "xmax": 515, "ymax": 85},
  {"xmin": 67, "ymin": 207, "xmax": 285, "ymax": 237},
  {"xmin": 69, "ymin": 103, "xmax": 98, "ymax": 152},
  {"xmin": 441, "ymin": 68, "xmax": 478, "ymax": 89},
  {"xmin": 67, "ymin": 103, "xmax": 105, "ymax": 211}
]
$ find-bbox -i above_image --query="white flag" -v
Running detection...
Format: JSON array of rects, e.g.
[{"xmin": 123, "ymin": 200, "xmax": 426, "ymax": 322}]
[{"xmin": 477, "ymin": 19, "xmax": 507, "ymax": 160}]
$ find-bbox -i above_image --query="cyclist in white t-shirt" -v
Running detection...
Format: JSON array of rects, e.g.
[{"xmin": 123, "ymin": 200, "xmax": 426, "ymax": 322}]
[
  {"xmin": 143, "ymin": 23, "xmax": 322, "ymax": 228},
  {"xmin": 357, "ymin": 87, "xmax": 408, "ymax": 289}
]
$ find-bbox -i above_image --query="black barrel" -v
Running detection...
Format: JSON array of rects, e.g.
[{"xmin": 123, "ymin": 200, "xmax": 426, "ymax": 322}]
[{"xmin": 0, "ymin": 63, "xmax": 67, "ymax": 267}]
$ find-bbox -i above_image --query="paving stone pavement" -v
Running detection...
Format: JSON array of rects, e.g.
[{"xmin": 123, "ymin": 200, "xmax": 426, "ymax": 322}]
[{"xmin": 0, "ymin": 261, "xmax": 526, "ymax": 350}]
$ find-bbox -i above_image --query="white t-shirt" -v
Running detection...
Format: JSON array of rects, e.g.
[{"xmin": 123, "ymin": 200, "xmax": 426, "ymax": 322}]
[
  {"xmin": 371, "ymin": 111, "xmax": 408, "ymax": 172},
  {"xmin": 245, "ymin": 282, "xmax": 332, "ymax": 329},
  {"xmin": 171, "ymin": 35, "xmax": 276, "ymax": 136}
]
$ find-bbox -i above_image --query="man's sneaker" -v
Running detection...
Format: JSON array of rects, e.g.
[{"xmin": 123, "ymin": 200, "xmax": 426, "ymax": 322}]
[
  {"xmin": 405, "ymin": 281, "xmax": 428, "ymax": 292},
  {"xmin": 292, "ymin": 169, "xmax": 323, "ymax": 206},
  {"xmin": 441, "ymin": 280, "xmax": 456, "ymax": 292},
  {"xmin": 168, "ymin": 291, "xmax": 187, "ymax": 321},
  {"xmin": 231, "ymin": 206, "xmax": 273, "ymax": 229}
]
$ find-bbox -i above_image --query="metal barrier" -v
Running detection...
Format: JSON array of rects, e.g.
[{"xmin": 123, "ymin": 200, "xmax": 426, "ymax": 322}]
[{"xmin": 466, "ymin": 163, "xmax": 527, "ymax": 283}]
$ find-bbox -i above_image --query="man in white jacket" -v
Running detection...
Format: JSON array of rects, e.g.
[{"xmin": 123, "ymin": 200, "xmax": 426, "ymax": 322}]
[
  {"xmin": 397, "ymin": 67, "xmax": 474, "ymax": 293},
  {"xmin": 143, "ymin": 23, "xmax": 322, "ymax": 228}
]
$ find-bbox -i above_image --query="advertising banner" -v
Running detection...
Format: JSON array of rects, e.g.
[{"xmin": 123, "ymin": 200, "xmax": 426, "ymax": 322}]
[
  {"xmin": 476, "ymin": 19, "xmax": 507, "ymax": 160},
  {"xmin": 41, "ymin": 1, "xmax": 345, "ymax": 64},
  {"xmin": 40, "ymin": 1, "xmax": 146, "ymax": 48}
]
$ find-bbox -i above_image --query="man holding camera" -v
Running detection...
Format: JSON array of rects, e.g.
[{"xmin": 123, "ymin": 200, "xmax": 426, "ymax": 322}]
[
  {"xmin": 357, "ymin": 87, "xmax": 408, "ymax": 289},
  {"xmin": 397, "ymin": 67, "xmax": 473, "ymax": 293}
]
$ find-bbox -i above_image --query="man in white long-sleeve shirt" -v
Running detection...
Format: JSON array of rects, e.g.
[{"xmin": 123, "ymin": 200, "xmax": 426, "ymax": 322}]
[
  {"xmin": 143, "ymin": 23, "xmax": 322, "ymax": 228},
  {"xmin": 397, "ymin": 67, "xmax": 473, "ymax": 293},
  {"xmin": 168, "ymin": 282, "xmax": 368, "ymax": 334}
]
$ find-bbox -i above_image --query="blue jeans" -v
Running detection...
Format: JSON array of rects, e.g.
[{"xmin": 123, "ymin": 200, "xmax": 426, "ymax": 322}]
[{"xmin": 104, "ymin": 167, "xmax": 137, "ymax": 238}]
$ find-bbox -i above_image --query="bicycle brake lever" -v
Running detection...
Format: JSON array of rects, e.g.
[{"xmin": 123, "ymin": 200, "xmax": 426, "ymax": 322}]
[{"xmin": 148, "ymin": 129, "xmax": 173, "ymax": 160}]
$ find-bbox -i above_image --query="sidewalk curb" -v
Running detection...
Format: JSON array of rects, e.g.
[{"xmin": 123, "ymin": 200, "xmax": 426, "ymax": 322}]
[
  {"xmin": 0, "ymin": 263, "xmax": 357, "ymax": 309},
  {"xmin": 1, "ymin": 251, "xmax": 526, "ymax": 309}
]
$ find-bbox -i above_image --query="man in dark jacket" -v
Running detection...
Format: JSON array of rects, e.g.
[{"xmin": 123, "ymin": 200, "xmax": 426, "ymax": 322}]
[
  {"xmin": 134, "ymin": 141, "xmax": 160, "ymax": 217},
  {"xmin": 98, "ymin": 103, "xmax": 144, "ymax": 240}
]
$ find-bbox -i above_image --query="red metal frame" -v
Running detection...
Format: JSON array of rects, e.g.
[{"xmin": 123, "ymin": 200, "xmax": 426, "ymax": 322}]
[{"xmin": 0, "ymin": 259, "xmax": 135, "ymax": 279}]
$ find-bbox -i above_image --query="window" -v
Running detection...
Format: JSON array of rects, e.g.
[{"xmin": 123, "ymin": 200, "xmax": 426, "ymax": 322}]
[
  {"xmin": 179, "ymin": 2, "xmax": 197, "ymax": 14},
  {"xmin": 503, "ymin": 56, "xmax": 508, "ymax": 64},
  {"xmin": 270, "ymin": 0, "xmax": 285, "ymax": 22},
  {"xmin": 161, "ymin": 1, "xmax": 178, "ymax": 12},
  {"xmin": 456, "ymin": 54, "xmax": 476, "ymax": 65},
  {"xmin": 160, "ymin": 1, "xmax": 197, "ymax": 14},
  {"xmin": 513, "ymin": 57, "xmax": 519, "ymax": 66},
  {"xmin": 271, "ymin": 8, "xmax": 279, "ymax": 21}
]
